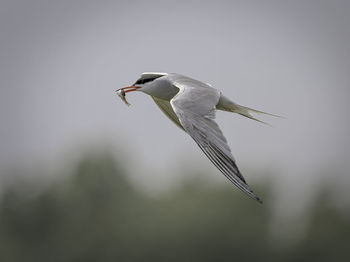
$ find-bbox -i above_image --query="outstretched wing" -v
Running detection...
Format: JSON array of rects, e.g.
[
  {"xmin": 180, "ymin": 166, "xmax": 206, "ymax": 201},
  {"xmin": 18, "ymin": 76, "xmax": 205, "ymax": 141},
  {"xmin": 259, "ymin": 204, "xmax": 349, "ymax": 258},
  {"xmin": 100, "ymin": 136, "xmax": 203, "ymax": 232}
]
[
  {"xmin": 152, "ymin": 96, "xmax": 184, "ymax": 131},
  {"xmin": 170, "ymin": 79, "xmax": 262, "ymax": 203}
]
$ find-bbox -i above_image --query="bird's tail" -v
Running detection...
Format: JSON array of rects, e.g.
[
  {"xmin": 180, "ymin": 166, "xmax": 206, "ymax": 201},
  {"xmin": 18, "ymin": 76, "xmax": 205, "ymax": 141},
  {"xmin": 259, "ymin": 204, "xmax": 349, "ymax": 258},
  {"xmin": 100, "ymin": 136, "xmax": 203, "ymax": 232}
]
[
  {"xmin": 232, "ymin": 104, "xmax": 281, "ymax": 126},
  {"xmin": 216, "ymin": 95, "xmax": 281, "ymax": 125}
]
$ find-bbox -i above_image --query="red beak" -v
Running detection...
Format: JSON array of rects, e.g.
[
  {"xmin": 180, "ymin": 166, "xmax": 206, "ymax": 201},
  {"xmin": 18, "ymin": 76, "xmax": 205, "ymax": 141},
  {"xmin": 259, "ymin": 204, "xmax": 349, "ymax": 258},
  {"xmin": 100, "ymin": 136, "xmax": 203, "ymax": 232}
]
[{"xmin": 122, "ymin": 86, "xmax": 139, "ymax": 93}]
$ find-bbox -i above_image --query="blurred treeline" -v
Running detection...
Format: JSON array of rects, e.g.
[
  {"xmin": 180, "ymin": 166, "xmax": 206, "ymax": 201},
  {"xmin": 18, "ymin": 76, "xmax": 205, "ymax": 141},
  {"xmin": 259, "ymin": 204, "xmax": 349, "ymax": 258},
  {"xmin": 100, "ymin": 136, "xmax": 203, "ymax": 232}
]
[{"xmin": 0, "ymin": 153, "xmax": 349, "ymax": 262}]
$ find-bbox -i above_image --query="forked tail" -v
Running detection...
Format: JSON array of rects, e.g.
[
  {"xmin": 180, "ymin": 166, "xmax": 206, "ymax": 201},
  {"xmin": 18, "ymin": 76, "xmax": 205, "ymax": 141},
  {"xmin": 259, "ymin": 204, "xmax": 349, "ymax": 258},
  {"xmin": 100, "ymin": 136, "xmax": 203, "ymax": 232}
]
[
  {"xmin": 233, "ymin": 104, "xmax": 281, "ymax": 125},
  {"xmin": 216, "ymin": 95, "xmax": 281, "ymax": 125}
]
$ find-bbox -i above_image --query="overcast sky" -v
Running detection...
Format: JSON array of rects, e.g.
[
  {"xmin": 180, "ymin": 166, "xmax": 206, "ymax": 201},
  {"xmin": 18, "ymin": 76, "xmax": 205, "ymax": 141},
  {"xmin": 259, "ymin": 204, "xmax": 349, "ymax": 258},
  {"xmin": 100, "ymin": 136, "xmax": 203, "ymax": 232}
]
[{"xmin": 1, "ymin": 0, "xmax": 350, "ymax": 202}]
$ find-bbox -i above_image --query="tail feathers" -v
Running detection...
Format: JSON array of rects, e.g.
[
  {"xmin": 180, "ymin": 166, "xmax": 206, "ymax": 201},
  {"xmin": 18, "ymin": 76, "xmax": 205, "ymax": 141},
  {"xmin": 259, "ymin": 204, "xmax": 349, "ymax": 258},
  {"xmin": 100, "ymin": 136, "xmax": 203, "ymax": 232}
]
[{"xmin": 232, "ymin": 104, "xmax": 281, "ymax": 126}]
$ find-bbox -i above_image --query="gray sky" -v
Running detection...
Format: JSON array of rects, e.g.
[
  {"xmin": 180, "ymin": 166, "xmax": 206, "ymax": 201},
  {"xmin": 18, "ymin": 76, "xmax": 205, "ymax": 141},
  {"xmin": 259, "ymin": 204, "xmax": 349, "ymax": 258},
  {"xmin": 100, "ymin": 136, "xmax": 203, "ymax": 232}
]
[{"xmin": 1, "ymin": 0, "xmax": 350, "ymax": 201}]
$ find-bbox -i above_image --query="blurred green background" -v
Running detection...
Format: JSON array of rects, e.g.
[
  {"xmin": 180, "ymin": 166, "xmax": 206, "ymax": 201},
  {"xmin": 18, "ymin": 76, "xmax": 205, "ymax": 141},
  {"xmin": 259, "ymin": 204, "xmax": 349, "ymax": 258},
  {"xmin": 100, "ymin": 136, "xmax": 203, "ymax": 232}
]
[{"xmin": 0, "ymin": 152, "xmax": 349, "ymax": 262}]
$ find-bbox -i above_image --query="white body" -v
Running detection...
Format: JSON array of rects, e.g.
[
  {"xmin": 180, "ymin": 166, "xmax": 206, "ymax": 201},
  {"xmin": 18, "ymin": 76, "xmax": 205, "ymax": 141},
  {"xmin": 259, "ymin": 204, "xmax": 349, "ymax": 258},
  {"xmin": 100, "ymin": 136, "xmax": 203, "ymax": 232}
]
[{"xmin": 120, "ymin": 72, "xmax": 278, "ymax": 203}]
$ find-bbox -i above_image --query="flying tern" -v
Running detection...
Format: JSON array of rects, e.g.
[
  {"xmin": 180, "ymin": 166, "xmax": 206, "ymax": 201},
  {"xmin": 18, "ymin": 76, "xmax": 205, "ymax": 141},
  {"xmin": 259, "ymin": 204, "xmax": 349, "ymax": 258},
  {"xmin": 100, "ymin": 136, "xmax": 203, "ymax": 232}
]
[{"xmin": 117, "ymin": 72, "xmax": 278, "ymax": 203}]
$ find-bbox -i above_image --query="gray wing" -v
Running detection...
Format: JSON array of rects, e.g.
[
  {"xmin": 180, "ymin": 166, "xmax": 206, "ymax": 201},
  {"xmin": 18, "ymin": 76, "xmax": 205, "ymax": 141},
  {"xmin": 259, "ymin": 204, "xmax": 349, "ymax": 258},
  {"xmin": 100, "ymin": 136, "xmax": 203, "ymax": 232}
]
[
  {"xmin": 170, "ymin": 80, "xmax": 262, "ymax": 203},
  {"xmin": 152, "ymin": 96, "xmax": 184, "ymax": 131}
]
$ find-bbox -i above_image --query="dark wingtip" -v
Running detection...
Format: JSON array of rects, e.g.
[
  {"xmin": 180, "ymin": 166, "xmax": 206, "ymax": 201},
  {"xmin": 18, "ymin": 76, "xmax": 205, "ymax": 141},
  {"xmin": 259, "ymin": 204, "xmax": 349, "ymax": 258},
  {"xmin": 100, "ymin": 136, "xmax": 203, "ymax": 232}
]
[{"xmin": 256, "ymin": 197, "xmax": 263, "ymax": 204}]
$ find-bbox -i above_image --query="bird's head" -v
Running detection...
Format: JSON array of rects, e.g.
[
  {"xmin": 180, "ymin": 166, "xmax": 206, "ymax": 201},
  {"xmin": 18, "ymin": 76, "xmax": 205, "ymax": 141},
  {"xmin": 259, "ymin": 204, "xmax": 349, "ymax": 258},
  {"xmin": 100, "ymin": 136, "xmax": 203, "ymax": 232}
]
[
  {"xmin": 121, "ymin": 72, "xmax": 168, "ymax": 94},
  {"xmin": 117, "ymin": 72, "xmax": 179, "ymax": 102}
]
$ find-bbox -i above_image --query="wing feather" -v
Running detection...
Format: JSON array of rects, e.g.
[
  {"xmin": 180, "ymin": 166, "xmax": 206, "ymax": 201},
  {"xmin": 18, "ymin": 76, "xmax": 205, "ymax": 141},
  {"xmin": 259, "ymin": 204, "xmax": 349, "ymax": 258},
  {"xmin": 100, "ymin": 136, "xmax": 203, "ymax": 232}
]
[
  {"xmin": 170, "ymin": 80, "xmax": 262, "ymax": 203},
  {"xmin": 152, "ymin": 96, "xmax": 184, "ymax": 130}
]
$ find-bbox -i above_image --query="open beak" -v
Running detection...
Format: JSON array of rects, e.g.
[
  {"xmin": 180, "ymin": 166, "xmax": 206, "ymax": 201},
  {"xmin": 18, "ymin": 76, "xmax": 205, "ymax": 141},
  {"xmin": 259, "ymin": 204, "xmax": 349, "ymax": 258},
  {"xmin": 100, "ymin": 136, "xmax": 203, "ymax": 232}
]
[
  {"xmin": 116, "ymin": 85, "xmax": 140, "ymax": 106},
  {"xmin": 121, "ymin": 86, "xmax": 140, "ymax": 93}
]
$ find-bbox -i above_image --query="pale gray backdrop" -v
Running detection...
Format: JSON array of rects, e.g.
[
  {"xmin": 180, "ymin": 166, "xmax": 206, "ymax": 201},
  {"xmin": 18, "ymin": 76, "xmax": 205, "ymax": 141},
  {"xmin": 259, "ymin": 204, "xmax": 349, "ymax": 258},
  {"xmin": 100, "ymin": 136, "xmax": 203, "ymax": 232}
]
[{"xmin": 1, "ymin": 0, "xmax": 350, "ymax": 224}]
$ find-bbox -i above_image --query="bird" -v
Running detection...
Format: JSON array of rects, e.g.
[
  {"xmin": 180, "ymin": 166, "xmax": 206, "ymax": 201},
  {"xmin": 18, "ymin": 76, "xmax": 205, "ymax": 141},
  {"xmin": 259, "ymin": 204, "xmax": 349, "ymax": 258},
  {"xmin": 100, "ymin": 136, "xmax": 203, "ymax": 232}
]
[{"xmin": 117, "ymin": 72, "xmax": 278, "ymax": 203}]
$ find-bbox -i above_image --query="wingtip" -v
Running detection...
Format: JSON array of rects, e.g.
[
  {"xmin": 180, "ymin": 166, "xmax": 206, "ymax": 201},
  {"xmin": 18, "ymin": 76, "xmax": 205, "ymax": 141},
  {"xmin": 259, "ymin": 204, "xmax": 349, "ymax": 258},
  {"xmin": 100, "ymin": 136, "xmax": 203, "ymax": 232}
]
[
  {"xmin": 255, "ymin": 197, "xmax": 263, "ymax": 204},
  {"xmin": 242, "ymin": 187, "xmax": 263, "ymax": 204}
]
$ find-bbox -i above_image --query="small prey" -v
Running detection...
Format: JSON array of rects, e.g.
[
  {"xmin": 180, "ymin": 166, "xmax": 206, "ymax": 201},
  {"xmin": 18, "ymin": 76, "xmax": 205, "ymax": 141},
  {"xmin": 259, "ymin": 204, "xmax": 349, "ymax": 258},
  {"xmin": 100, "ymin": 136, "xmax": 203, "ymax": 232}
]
[{"xmin": 116, "ymin": 88, "xmax": 130, "ymax": 106}]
